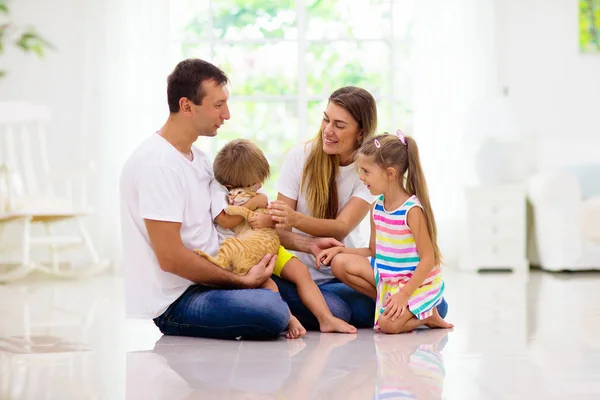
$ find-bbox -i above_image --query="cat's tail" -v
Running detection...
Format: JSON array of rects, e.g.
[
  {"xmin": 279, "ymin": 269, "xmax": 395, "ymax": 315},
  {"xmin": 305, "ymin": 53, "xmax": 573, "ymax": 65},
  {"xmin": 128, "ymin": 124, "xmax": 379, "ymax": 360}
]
[
  {"xmin": 224, "ymin": 205, "xmax": 254, "ymax": 220},
  {"xmin": 194, "ymin": 249, "xmax": 229, "ymax": 270}
]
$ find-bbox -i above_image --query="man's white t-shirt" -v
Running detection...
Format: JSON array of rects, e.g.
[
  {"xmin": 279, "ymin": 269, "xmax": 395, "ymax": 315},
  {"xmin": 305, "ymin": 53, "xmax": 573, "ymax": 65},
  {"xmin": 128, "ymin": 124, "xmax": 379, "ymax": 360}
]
[
  {"xmin": 276, "ymin": 143, "xmax": 375, "ymax": 283},
  {"xmin": 120, "ymin": 134, "xmax": 225, "ymax": 319}
]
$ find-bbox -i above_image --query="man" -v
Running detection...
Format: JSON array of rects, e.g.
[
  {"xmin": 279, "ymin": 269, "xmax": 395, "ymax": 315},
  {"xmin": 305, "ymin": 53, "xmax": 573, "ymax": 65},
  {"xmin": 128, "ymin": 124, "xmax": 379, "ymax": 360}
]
[{"xmin": 120, "ymin": 59, "xmax": 340, "ymax": 340}]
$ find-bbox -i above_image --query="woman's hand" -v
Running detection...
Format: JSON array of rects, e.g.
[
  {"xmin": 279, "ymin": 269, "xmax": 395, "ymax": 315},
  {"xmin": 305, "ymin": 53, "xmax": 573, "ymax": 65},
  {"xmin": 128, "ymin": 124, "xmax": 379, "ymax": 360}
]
[
  {"xmin": 248, "ymin": 212, "xmax": 274, "ymax": 229},
  {"xmin": 309, "ymin": 237, "xmax": 345, "ymax": 259},
  {"xmin": 316, "ymin": 246, "xmax": 344, "ymax": 269},
  {"xmin": 268, "ymin": 200, "xmax": 300, "ymax": 229},
  {"xmin": 382, "ymin": 291, "xmax": 411, "ymax": 322}
]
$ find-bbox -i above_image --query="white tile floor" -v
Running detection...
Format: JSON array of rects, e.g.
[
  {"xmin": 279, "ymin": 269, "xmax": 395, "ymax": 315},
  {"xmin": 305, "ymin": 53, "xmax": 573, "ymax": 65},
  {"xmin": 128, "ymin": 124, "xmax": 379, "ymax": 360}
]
[{"xmin": 1, "ymin": 269, "xmax": 600, "ymax": 399}]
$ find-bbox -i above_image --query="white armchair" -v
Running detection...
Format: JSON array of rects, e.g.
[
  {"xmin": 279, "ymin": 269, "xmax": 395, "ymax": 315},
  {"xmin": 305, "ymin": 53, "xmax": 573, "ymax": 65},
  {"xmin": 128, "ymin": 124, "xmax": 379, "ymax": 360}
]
[
  {"xmin": 527, "ymin": 165, "xmax": 600, "ymax": 271},
  {"xmin": 0, "ymin": 101, "xmax": 109, "ymax": 281}
]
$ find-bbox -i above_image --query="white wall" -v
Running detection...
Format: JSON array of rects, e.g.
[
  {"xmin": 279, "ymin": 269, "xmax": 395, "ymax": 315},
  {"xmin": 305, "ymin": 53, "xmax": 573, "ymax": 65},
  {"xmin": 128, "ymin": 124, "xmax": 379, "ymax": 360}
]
[
  {"xmin": 0, "ymin": 0, "xmax": 88, "ymax": 167},
  {"xmin": 496, "ymin": 0, "xmax": 600, "ymax": 168}
]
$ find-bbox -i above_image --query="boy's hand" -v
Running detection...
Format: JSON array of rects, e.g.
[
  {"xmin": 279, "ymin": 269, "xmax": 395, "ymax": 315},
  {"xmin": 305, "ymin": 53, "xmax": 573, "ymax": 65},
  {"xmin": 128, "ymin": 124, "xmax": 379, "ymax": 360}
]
[
  {"xmin": 245, "ymin": 193, "xmax": 268, "ymax": 210},
  {"xmin": 383, "ymin": 291, "xmax": 411, "ymax": 321},
  {"xmin": 248, "ymin": 212, "xmax": 274, "ymax": 229},
  {"xmin": 316, "ymin": 246, "xmax": 344, "ymax": 268}
]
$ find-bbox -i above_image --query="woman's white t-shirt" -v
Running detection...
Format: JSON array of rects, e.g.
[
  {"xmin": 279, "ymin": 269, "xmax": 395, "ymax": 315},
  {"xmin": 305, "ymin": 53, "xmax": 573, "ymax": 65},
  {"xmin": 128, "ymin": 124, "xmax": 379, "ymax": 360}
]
[{"xmin": 276, "ymin": 143, "xmax": 375, "ymax": 283}]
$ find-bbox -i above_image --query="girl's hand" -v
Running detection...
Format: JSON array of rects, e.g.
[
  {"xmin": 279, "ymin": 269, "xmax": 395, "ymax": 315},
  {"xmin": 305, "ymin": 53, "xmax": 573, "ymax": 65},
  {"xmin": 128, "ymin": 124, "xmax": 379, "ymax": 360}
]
[
  {"xmin": 383, "ymin": 291, "xmax": 411, "ymax": 322},
  {"xmin": 248, "ymin": 212, "xmax": 274, "ymax": 229},
  {"xmin": 268, "ymin": 200, "xmax": 299, "ymax": 229},
  {"xmin": 316, "ymin": 246, "xmax": 344, "ymax": 269}
]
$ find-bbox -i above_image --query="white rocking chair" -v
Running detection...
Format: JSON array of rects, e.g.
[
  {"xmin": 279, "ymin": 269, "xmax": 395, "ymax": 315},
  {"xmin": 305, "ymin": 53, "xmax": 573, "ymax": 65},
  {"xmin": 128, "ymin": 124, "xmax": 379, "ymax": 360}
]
[{"xmin": 0, "ymin": 101, "xmax": 109, "ymax": 282}]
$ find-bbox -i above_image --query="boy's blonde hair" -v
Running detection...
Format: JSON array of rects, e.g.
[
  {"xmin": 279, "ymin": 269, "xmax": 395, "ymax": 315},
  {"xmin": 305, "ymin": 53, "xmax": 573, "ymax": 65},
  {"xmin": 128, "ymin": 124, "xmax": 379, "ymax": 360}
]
[{"xmin": 213, "ymin": 139, "xmax": 270, "ymax": 188}]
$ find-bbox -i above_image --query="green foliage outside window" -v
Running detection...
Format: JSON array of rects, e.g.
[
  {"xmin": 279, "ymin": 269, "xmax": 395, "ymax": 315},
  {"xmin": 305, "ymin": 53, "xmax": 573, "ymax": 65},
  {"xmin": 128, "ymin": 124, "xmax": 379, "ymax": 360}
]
[{"xmin": 171, "ymin": 0, "xmax": 414, "ymax": 198}]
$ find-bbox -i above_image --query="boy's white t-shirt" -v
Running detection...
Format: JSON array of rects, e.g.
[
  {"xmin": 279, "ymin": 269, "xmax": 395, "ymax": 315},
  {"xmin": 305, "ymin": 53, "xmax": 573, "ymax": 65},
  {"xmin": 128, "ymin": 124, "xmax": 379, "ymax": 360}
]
[
  {"xmin": 120, "ymin": 134, "xmax": 226, "ymax": 319},
  {"xmin": 276, "ymin": 143, "xmax": 375, "ymax": 283}
]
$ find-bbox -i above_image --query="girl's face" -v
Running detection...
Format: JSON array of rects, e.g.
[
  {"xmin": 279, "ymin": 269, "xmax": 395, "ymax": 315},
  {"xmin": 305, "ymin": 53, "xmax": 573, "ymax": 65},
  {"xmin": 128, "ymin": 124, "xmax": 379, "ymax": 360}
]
[
  {"xmin": 357, "ymin": 154, "xmax": 389, "ymax": 195},
  {"xmin": 321, "ymin": 102, "xmax": 362, "ymax": 164}
]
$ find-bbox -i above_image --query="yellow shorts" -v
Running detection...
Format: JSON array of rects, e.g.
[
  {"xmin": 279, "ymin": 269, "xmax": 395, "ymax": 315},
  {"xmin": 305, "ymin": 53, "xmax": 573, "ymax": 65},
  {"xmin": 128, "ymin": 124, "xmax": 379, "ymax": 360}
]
[{"xmin": 274, "ymin": 246, "xmax": 296, "ymax": 277}]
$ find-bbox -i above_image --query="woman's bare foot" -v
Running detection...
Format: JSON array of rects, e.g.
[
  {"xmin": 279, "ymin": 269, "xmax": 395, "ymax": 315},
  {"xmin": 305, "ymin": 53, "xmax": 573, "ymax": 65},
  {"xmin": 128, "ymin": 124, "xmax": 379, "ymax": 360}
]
[
  {"xmin": 286, "ymin": 315, "xmax": 307, "ymax": 339},
  {"xmin": 424, "ymin": 308, "xmax": 454, "ymax": 329},
  {"xmin": 319, "ymin": 316, "xmax": 357, "ymax": 334}
]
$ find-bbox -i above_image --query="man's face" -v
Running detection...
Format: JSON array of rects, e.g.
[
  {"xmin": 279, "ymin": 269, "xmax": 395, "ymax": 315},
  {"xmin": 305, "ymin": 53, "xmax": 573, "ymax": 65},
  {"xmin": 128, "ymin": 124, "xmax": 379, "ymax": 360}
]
[{"xmin": 190, "ymin": 80, "xmax": 230, "ymax": 137}]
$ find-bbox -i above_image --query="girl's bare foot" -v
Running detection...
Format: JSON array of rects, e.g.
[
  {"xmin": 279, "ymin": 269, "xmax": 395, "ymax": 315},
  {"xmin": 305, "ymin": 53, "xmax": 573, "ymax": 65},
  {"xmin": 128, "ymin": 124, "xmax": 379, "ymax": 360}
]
[
  {"xmin": 319, "ymin": 316, "xmax": 357, "ymax": 334},
  {"xmin": 286, "ymin": 315, "xmax": 307, "ymax": 339},
  {"xmin": 424, "ymin": 308, "xmax": 454, "ymax": 329}
]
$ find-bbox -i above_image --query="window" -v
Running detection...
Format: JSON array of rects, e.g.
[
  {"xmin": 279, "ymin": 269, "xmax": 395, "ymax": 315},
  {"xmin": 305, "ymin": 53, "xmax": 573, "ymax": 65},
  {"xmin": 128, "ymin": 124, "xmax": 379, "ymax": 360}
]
[{"xmin": 170, "ymin": 0, "xmax": 415, "ymax": 197}]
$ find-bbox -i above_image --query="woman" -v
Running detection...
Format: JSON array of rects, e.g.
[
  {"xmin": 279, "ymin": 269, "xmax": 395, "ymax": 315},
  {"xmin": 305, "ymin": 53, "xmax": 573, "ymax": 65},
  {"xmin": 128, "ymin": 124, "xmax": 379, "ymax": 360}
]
[
  {"xmin": 269, "ymin": 86, "xmax": 377, "ymax": 329},
  {"xmin": 270, "ymin": 86, "xmax": 448, "ymax": 330}
]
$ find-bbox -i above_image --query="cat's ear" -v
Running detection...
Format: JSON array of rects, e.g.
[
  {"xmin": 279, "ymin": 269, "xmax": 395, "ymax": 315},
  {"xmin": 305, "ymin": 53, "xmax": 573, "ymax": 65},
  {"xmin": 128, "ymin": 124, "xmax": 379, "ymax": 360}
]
[
  {"xmin": 225, "ymin": 184, "xmax": 233, "ymax": 189},
  {"xmin": 251, "ymin": 184, "xmax": 260, "ymax": 191}
]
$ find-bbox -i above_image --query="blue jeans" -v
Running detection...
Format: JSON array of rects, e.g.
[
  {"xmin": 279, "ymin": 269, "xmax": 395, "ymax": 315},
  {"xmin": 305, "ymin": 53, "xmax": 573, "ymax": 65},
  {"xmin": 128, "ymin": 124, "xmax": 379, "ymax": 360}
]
[
  {"xmin": 153, "ymin": 285, "xmax": 290, "ymax": 340},
  {"xmin": 272, "ymin": 276, "xmax": 448, "ymax": 330}
]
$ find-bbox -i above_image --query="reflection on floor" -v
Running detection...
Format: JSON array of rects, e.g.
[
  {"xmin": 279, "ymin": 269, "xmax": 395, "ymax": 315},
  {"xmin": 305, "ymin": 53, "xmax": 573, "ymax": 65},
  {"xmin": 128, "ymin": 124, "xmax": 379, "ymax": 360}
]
[{"xmin": 1, "ymin": 270, "xmax": 600, "ymax": 399}]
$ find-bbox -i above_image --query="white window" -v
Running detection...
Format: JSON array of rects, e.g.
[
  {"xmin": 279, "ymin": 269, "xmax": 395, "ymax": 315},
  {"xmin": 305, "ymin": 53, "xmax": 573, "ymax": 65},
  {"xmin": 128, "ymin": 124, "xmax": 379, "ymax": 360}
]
[{"xmin": 170, "ymin": 0, "xmax": 415, "ymax": 197}]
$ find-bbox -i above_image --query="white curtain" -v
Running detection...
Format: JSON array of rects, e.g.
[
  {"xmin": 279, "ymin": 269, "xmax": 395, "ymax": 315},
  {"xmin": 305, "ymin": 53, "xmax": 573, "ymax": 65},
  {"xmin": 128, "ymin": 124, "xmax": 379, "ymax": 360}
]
[
  {"xmin": 82, "ymin": 0, "xmax": 172, "ymax": 270},
  {"xmin": 412, "ymin": 0, "xmax": 500, "ymax": 265}
]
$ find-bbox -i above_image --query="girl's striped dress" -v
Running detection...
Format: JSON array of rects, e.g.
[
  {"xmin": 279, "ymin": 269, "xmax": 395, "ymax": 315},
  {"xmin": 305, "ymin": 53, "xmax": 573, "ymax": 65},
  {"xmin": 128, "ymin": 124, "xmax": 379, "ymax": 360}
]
[
  {"xmin": 373, "ymin": 334, "xmax": 446, "ymax": 399},
  {"xmin": 373, "ymin": 195, "xmax": 444, "ymax": 328}
]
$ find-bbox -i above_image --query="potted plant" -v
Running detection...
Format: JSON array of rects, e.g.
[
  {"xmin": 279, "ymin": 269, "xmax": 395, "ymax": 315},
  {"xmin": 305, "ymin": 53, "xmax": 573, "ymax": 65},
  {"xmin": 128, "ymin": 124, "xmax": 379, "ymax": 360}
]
[{"xmin": 0, "ymin": 0, "xmax": 53, "ymax": 77}]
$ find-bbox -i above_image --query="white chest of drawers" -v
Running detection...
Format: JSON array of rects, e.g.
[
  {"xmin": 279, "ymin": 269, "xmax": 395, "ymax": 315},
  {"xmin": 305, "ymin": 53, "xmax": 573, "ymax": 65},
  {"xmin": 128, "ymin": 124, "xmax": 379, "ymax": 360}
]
[{"xmin": 459, "ymin": 184, "xmax": 529, "ymax": 273}]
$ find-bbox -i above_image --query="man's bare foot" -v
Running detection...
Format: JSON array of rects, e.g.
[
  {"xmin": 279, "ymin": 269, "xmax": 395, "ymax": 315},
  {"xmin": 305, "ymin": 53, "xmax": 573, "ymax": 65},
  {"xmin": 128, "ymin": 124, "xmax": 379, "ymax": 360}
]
[
  {"xmin": 424, "ymin": 308, "xmax": 454, "ymax": 329},
  {"xmin": 286, "ymin": 315, "xmax": 307, "ymax": 339},
  {"xmin": 319, "ymin": 316, "xmax": 357, "ymax": 334}
]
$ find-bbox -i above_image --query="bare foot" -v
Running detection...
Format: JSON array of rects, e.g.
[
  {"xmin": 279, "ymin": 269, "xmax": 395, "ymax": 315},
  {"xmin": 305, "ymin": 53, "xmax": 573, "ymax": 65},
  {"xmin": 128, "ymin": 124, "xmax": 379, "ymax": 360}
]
[
  {"xmin": 285, "ymin": 337, "xmax": 307, "ymax": 357},
  {"xmin": 424, "ymin": 308, "xmax": 454, "ymax": 329},
  {"xmin": 319, "ymin": 316, "xmax": 357, "ymax": 334},
  {"xmin": 286, "ymin": 315, "xmax": 307, "ymax": 339}
]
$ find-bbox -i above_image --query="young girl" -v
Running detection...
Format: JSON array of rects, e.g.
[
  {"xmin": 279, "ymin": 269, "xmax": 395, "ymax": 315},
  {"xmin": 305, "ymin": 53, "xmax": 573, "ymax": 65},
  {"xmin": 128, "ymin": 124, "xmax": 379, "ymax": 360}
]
[
  {"xmin": 210, "ymin": 139, "xmax": 357, "ymax": 338},
  {"xmin": 316, "ymin": 131, "xmax": 454, "ymax": 334}
]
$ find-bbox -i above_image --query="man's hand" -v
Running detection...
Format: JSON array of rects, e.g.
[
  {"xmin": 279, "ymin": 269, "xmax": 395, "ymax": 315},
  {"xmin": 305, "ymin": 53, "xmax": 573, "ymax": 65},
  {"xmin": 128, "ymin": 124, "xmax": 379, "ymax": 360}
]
[
  {"xmin": 309, "ymin": 237, "xmax": 345, "ymax": 259},
  {"xmin": 248, "ymin": 212, "xmax": 274, "ymax": 229},
  {"xmin": 238, "ymin": 254, "xmax": 277, "ymax": 288},
  {"xmin": 316, "ymin": 246, "xmax": 344, "ymax": 269}
]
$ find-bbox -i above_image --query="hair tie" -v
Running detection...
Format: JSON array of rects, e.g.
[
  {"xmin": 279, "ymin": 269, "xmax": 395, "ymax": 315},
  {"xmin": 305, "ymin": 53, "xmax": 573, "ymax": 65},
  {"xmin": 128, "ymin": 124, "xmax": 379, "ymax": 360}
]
[
  {"xmin": 374, "ymin": 139, "xmax": 381, "ymax": 148},
  {"xmin": 396, "ymin": 129, "xmax": 407, "ymax": 145}
]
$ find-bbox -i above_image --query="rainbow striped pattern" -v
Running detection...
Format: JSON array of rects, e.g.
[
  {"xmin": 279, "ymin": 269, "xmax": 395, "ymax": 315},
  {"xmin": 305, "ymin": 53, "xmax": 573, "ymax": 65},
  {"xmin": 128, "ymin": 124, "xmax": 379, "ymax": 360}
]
[
  {"xmin": 373, "ymin": 195, "xmax": 444, "ymax": 328},
  {"xmin": 374, "ymin": 341, "xmax": 445, "ymax": 399}
]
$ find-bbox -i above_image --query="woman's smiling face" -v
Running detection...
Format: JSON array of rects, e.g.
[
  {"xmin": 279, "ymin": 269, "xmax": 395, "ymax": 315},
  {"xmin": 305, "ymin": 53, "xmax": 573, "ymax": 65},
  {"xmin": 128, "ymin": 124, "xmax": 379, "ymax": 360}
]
[{"xmin": 320, "ymin": 102, "xmax": 362, "ymax": 164}]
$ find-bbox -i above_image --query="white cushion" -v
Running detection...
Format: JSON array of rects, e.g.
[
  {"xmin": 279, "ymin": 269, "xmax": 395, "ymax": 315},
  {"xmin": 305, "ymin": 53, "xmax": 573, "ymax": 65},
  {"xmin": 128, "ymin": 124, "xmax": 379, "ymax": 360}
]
[{"xmin": 581, "ymin": 196, "xmax": 600, "ymax": 243}]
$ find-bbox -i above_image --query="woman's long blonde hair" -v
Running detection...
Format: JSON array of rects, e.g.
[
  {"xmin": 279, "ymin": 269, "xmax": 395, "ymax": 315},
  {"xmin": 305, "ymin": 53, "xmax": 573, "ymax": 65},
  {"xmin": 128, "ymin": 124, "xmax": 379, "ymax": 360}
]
[
  {"xmin": 301, "ymin": 86, "xmax": 377, "ymax": 219},
  {"xmin": 358, "ymin": 133, "xmax": 441, "ymax": 265}
]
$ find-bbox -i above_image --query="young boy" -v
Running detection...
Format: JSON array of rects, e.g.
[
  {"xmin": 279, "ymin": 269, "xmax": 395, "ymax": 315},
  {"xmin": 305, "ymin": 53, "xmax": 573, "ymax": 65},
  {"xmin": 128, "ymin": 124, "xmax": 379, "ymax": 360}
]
[{"xmin": 210, "ymin": 139, "xmax": 357, "ymax": 338}]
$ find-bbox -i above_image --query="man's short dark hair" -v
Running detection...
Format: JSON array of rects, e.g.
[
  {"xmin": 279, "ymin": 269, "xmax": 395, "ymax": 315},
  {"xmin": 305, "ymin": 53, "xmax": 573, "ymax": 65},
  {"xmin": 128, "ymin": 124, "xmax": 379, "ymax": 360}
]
[{"xmin": 167, "ymin": 59, "xmax": 229, "ymax": 113}]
